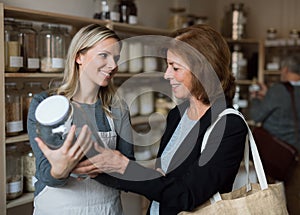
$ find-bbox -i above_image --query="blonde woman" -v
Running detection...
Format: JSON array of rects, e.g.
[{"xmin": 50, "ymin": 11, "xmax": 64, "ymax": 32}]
[{"xmin": 27, "ymin": 24, "xmax": 134, "ymax": 215}]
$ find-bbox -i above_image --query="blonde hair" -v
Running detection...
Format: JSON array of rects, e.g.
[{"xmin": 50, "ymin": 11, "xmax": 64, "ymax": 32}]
[{"xmin": 53, "ymin": 24, "xmax": 121, "ymax": 114}]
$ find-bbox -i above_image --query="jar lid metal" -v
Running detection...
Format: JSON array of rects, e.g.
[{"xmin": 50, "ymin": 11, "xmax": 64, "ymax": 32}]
[{"xmin": 35, "ymin": 95, "xmax": 70, "ymax": 126}]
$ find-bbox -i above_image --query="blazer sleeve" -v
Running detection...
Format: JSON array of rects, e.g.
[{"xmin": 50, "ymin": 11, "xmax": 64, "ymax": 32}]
[{"xmin": 95, "ymin": 113, "xmax": 247, "ymax": 212}]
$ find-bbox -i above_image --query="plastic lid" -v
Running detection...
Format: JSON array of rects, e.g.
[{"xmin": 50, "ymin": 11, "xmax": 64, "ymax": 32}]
[{"xmin": 35, "ymin": 95, "xmax": 70, "ymax": 126}]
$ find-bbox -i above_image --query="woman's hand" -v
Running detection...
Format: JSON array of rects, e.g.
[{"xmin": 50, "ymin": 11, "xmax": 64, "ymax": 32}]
[
  {"xmin": 35, "ymin": 125, "xmax": 93, "ymax": 179},
  {"xmin": 73, "ymin": 143, "xmax": 129, "ymax": 176}
]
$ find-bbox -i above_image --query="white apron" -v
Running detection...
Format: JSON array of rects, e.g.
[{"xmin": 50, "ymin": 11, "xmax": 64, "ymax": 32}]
[{"xmin": 33, "ymin": 115, "xmax": 123, "ymax": 215}]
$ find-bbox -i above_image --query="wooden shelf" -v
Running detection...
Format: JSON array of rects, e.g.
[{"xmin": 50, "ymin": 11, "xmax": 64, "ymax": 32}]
[
  {"xmin": 264, "ymin": 70, "xmax": 281, "ymax": 75},
  {"xmin": 6, "ymin": 134, "xmax": 29, "ymax": 144},
  {"xmin": 6, "ymin": 193, "xmax": 34, "ymax": 209},
  {"xmin": 5, "ymin": 72, "xmax": 63, "ymax": 78}
]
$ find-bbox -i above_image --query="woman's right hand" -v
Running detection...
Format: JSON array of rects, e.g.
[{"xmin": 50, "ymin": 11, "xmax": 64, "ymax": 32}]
[{"xmin": 35, "ymin": 125, "xmax": 93, "ymax": 179}]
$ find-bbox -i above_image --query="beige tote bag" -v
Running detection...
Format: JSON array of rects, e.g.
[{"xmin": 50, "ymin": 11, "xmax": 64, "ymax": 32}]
[{"xmin": 179, "ymin": 109, "xmax": 289, "ymax": 215}]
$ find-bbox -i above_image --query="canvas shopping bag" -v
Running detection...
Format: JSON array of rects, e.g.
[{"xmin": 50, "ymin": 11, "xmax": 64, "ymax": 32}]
[{"xmin": 179, "ymin": 109, "xmax": 289, "ymax": 215}]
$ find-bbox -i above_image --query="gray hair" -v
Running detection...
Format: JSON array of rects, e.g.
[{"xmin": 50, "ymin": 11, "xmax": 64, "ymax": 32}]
[{"xmin": 281, "ymin": 53, "xmax": 300, "ymax": 75}]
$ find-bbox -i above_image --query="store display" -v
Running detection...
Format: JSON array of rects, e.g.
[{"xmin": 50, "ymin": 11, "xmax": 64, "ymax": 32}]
[
  {"xmin": 5, "ymin": 82, "xmax": 23, "ymax": 136},
  {"xmin": 4, "ymin": 18, "xmax": 23, "ymax": 72},
  {"xmin": 18, "ymin": 21, "xmax": 39, "ymax": 72},
  {"xmin": 6, "ymin": 144, "xmax": 23, "ymax": 200}
]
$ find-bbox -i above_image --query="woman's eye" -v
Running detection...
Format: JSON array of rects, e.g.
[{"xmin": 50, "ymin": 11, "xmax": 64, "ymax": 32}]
[
  {"xmin": 173, "ymin": 67, "xmax": 179, "ymax": 71},
  {"xmin": 99, "ymin": 53, "xmax": 108, "ymax": 58}
]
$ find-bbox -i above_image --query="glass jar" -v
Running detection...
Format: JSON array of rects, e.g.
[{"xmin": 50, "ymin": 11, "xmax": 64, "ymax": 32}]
[
  {"xmin": 231, "ymin": 44, "xmax": 248, "ymax": 80},
  {"xmin": 5, "ymin": 82, "xmax": 23, "ymax": 136},
  {"xmin": 6, "ymin": 144, "xmax": 23, "ymax": 200},
  {"xmin": 119, "ymin": 0, "xmax": 138, "ymax": 24},
  {"xmin": 35, "ymin": 95, "xmax": 73, "ymax": 149},
  {"xmin": 18, "ymin": 21, "xmax": 39, "ymax": 72},
  {"xmin": 22, "ymin": 142, "xmax": 36, "ymax": 192},
  {"xmin": 22, "ymin": 81, "xmax": 43, "ymax": 131},
  {"xmin": 4, "ymin": 18, "xmax": 23, "ymax": 72},
  {"xmin": 230, "ymin": 3, "xmax": 247, "ymax": 40},
  {"xmin": 143, "ymin": 44, "xmax": 158, "ymax": 73},
  {"xmin": 59, "ymin": 25, "xmax": 71, "ymax": 55},
  {"xmin": 168, "ymin": 7, "xmax": 186, "ymax": 30},
  {"xmin": 128, "ymin": 41, "xmax": 143, "ymax": 73},
  {"xmin": 39, "ymin": 23, "xmax": 65, "ymax": 73}
]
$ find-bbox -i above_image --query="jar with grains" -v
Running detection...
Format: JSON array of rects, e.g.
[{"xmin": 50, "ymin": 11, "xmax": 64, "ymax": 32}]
[
  {"xmin": 4, "ymin": 18, "xmax": 23, "ymax": 72},
  {"xmin": 22, "ymin": 81, "xmax": 43, "ymax": 132},
  {"xmin": 5, "ymin": 82, "xmax": 23, "ymax": 136},
  {"xmin": 21, "ymin": 142, "xmax": 36, "ymax": 192},
  {"xmin": 6, "ymin": 144, "xmax": 23, "ymax": 200},
  {"xmin": 39, "ymin": 23, "xmax": 65, "ymax": 73},
  {"xmin": 18, "ymin": 21, "xmax": 39, "ymax": 72}
]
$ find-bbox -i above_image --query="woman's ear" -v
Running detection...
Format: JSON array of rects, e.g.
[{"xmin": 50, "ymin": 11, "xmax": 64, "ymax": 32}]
[{"xmin": 76, "ymin": 53, "xmax": 83, "ymax": 65}]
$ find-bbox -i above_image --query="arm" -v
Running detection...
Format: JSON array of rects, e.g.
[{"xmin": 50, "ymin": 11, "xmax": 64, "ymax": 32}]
[
  {"xmin": 75, "ymin": 114, "xmax": 247, "ymax": 211},
  {"xmin": 250, "ymin": 84, "xmax": 281, "ymax": 123},
  {"xmin": 27, "ymin": 93, "xmax": 93, "ymax": 184}
]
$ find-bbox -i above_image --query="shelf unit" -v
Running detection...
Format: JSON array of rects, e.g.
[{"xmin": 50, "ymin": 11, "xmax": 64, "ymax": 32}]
[{"xmin": 0, "ymin": 3, "xmax": 170, "ymax": 215}]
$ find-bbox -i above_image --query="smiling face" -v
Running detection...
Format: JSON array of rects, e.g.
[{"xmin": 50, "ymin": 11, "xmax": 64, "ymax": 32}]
[
  {"xmin": 76, "ymin": 37, "xmax": 120, "ymax": 88},
  {"xmin": 164, "ymin": 50, "xmax": 193, "ymax": 100}
]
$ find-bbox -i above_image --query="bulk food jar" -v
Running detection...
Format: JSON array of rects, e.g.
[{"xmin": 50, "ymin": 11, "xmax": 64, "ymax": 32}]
[
  {"xmin": 18, "ymin": 21, "xmax": 39, "ymax": 72},
  {"xmin": 6, "ymin": 144, "xmax": 23, "ymax": 200},
  {"xmin": 39, "ymin": 23, "xmax": 65, "ymax": 73},
  {"xmin": 5, "ymin": 82, "xmax": 23, "ymax": 136},
  {"xmin": 4, "ymin": 18, "xmax": 23, "ymax": 72}
]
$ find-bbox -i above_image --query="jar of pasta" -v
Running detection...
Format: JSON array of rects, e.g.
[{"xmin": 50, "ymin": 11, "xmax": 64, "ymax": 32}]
[
  {"xmin": 22, "ymin": 142, "xmax": 36, "ymax": 192},
  {"xmin": 4, "ymin": 18, "xmax": 23, "ymax": 72}
]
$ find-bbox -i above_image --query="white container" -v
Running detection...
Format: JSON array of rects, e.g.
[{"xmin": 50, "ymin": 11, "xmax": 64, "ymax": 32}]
[
  {"xmin": 118, "ymin": 40, "xmax": 129, "ymax": 72},
  {"xmin": 139, "ymin": 87, "xmax": 154, "ymax": 115},
  {"xmin": 143, "ymin": 44, "xmax": 157, "ymax": 73},
  {"xmin": 129, "ymin": 41, "xmax": 143, "ymax": 73}
]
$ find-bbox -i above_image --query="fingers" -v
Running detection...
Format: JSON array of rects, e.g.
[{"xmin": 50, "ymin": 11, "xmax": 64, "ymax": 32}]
[
  {"xmin": 35, "ymin": 137, "xmax": 50, "ymax": 155},
  {"xmin": 69, "ymin": 125, "xmax": 92, "ymax": 160},
  {"xmin": 62, "ymin": 125, "xmax": 76, "ymax": 151}
]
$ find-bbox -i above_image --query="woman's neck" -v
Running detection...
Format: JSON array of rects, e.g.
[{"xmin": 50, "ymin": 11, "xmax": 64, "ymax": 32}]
[{"xmin": 187, "ymin": 97, "xmax": 210, "ymax": 120}]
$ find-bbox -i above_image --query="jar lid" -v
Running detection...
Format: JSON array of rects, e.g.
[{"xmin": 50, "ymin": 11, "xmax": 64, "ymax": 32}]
[{"xmin": 35, "ymin": 95, "xmax": 70, "ymax": 126}]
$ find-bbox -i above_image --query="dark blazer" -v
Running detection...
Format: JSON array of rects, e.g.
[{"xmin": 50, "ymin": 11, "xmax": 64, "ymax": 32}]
[{"xmin": 96, "ymin": 99, "xmax": 247, "ymax": 215}]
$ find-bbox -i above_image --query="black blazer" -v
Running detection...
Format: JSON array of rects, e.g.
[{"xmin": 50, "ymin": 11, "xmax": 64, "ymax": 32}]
[{"xmin": 96, "ymin": 100, "xmax": 247, "ymax": 215}]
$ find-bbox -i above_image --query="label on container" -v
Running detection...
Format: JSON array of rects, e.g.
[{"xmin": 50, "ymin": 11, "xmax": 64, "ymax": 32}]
[
  {"xmin": 6, "ymin": 120, "xmax": 23, "ymax": 133},
  {"xmin": 129, "ymin": 15, "xmax": 138, "ymax": 24},
  {"xmin": 9, "ymin": 56, "xmax": 23, "ymax": 67},
  {"xmin": 28, "ymin": 58, "xmax": 40, "ymax": 69},
  {"xmin": 52, "ymin": 58, "xmax": 64, "ymax": 68},
  {"xmin": 6, "ymin": 180, "xmax": 22, "ymax": 193}
]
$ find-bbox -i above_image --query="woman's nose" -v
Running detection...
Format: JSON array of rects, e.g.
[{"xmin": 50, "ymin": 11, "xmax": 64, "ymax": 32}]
[
  {"xmin": 107, "ymin": 56, "xmax": 117, "ymax": 70},
  {"xmin": 164, "ymin": 67, "xmax": 173, "ymax": 80}
]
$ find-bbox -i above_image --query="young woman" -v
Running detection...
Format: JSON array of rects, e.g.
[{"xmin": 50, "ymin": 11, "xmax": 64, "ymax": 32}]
[{"xmin": 27, "ymin": 24, "xmax": 134, "ymax": 215}]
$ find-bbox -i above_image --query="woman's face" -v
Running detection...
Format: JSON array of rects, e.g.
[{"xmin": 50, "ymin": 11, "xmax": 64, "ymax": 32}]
[
  {"xmin": 164, "ymin": 50, "xmax": 193, "ymax": 99},
  {"xmin": 76, "ymin": 37, "xmax": 120, "ymax": 87}
]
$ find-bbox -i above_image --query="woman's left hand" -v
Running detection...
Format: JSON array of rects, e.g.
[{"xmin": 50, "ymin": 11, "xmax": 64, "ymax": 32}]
[{"xmin": 73, "ymin": 143, "xmax": 129, "ymax": 176}]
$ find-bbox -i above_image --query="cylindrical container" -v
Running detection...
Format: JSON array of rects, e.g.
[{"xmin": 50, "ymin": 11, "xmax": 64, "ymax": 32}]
[
  {"xmin": 128, "ymin": 41, "xmax": 143, "ymax": 73},
  {"xmin": 22, "ymin": 81, "xmax": 43, "ymax": 132},
  {"xmin": 4, "ymin": 18, "xmax": 23, "ymax": 72},
  {"xmin": 118, "ymin": 40, "xmax": 129, "ymax": 72},
  {"xmin": 6, "ymin": 144, "xmax": 23, "ymax": 200},
  {"xmin": 5, "ymin": 82, "xmax": 23, "ymax": 136},
  {"xmin": 124, "ymin": 89, "xmax": 139, "ymax": 116},
  {"xmin": 231, "ymin": 3, "xmax": 246, "ymax": 40},
  {"xmin": 35, "ymin": 95, "xmax": 73, "ymax": 149},
  {"xmin": 59, "ymin": 25, "xmax": 71, "ymax": 56},
  {"xmin": 143, "ymin": 45, "xmax": 158, "ymax": 73},
  {"xmin": 168, "ymin": 7, "xmax": 186, "ymax": 30},
  {"xmin": 119, "ymin": 0, "xmax": 138, "ymax": 24},
  {"xmin": 231, "ymin": 45, "xmax": 247, "ymax": 80},
  {"xmin": 139, "ymin": 87, "xmax": 154, "ymax": 115},
  {"xmin": 18, "ymin": 21, "xmax": 39, "ymax": 72},
  {"xmin": 39, "ymin": 23, "xmax": 65, "ymax": 73},
  {"xmin": 22, "ymin": 142, "xmax": 36, "ymax": 192}
]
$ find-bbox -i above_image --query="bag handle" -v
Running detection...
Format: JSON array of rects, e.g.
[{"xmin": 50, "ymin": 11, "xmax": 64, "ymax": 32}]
[{"xmin": 201, "ymin": 108, "xmax": 268, "ymax": 202}]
